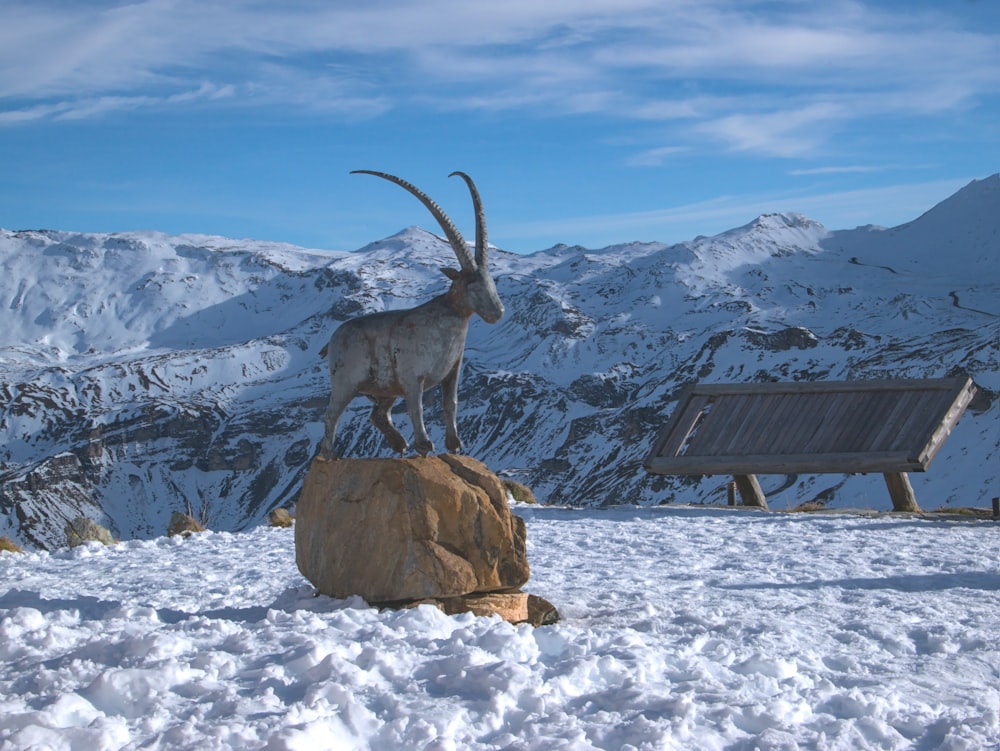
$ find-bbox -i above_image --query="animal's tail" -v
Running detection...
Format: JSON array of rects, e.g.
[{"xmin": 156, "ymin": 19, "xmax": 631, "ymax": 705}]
[{"xmin": 319, "ymin": 343, "xmax": 328, "ymax": 358}]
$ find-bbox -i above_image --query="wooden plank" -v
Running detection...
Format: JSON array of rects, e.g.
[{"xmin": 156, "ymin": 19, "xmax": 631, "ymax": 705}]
[
  {"xmin": 798, "ymin": 391, "xmax": 842, "ymax": 452},
  {"xmin": 853, "ymin": 390, "xmax": 899, "ymax": 451},
  {"xmin": 774, "ymin": 392, "xmax": 819, "ymax": 453},
  {"xmin": 698, "ymin": 394, "xmax": 779, "ymax": 456},
  {"xmin": 647, "ymin": 385, "xmax": 705, "ymax": 459},
  {"xmin": 887, "ymin": 388, "xmax": 955, "ymax": 459},
  {"xmin": 646, "ymin": 449, "xmax": 919, "ymax": 476},
  {"xmin": 678, "ymin": 394, "xmax": 730, "ymax": 456},
  {"xmin": 688, "ymin": 377, "xmax": 966, "ymax": 397},
  {"xmin": 716, "ymin": 393, "xmax": 767, "ymax": 456},
  {"xmin": 750, "ymin": 391, "xmax": 806, "ymax": 455},
  {"xmin": 734, "ymin": 474, "xmax": 768, "ymax": 509},
  {"xmin": 916, "ymin": 378, "xmax": 977, "ymax": 467},
  {"xmin": 810, "ymin": 390, "xmax": 873, "ymax": 453},
  {"xmin": 808, "ymin": 390, "xmax": 869, "ymax": 454},
  {"xmin": 883, "ymin": 472, "xmax": 920, "ymax": 512},
  {"xmin": 855, "ymin": 392, "xmax": 900, "ymax": 451},
  {"xmin": 767, "ymin": 392, "xmax": 803, "ymax": 452},
  {"xmin": 740, "ymin": 393, "xmax": 792, "ymax": 456},
  {"xmin": 782, "ymin": 391, "xmax": 830, "ymax": 454},
  {"xmin": 737, "ymin": 392, "xmax": 785, "ymax": 455},
  {"xmin": 866, "ymin": 388, "xmax": 925, "ymax": 454},
  {"xmin": 799, "ymin": 391, "xmax": 848, "ymax": 454},
  {"xmin": 696, "ymin": 393, "xmax": 751, "ymax": 456}
]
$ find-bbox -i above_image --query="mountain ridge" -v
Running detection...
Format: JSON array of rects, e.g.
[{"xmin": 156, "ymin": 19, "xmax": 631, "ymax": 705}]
[{"xmin": 1, "ymin": 177, "xmax": 998, "ymax": 549}]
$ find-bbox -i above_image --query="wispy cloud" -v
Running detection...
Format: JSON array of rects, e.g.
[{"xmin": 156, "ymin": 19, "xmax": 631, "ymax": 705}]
[
  {"xmin": 2, "ymin": 0, "xmax": 998, "ymax": 160},
  {"xmin": 0, "ymin": 82, "xmax": 238, "ymax": 124},
  {"xmin": 696, "ymin": 103, "xmax": 847, "ymax": 158},
  {"xmin": 789, "ymin": 165, "xmax": 883, "ymax": 176},
  {"xmin": 626, "ymin": 146, "xmax": 688, "ymax": 167}
]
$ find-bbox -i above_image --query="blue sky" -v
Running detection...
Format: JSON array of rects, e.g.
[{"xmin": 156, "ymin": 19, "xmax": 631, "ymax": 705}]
[{"xmin": 2, "ymin": 0, "xmax": 999, "ymax": 254}]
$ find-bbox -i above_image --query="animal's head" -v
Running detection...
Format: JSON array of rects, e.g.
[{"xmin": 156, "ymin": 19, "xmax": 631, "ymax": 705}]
[{"xmin": 352, "ymin": 170, "xmax": 505, "ymax": 324}]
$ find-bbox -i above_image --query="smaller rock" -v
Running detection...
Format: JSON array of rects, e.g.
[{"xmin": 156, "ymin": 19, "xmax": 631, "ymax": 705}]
[
  {"xmin": 0, "ymin": 536, "xmax": 24, "ymax": 554},
  {"xmin": 269, "ymin": 508, "xmax": 294, "ymax": 528},
  {"xmin": 65, "ymin": 517, "xmax": 115, "ymax": 547},
  {"xmin": 438, "ymin": 592, "xmax": 530, "ymax": 623},
  {"xmin": 502, "ymin": 478, "xmax": 538, "ymax": 504},
  {"xmin": 790, "ymin": 500, "xmax": 827, "ymax": 512},
  {"xmin": 526, "ymin": 594, "xmax": 560, "ymax": 626},
  {"xmin": 399, "ymin": 591, "xmax": 560, "ymax": 626},
  {"xmin": 168, "ymin": 512, "xmax": 205, "ymax": 538}
]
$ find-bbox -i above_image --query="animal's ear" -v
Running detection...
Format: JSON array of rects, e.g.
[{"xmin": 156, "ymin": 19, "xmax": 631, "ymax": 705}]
[{"xmin": 440, "ymin": 266, "xmax": 462, "ymax": 280}]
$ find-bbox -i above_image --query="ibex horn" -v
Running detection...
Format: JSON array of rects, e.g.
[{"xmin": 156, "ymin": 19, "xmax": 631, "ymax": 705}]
[
  {"xmin": 449, "ymin": 171, "xmax": 488, "ymax": 268},
  {"xmin": 351, "ymin": 170, "xmax": 476, "ymax": 271}
]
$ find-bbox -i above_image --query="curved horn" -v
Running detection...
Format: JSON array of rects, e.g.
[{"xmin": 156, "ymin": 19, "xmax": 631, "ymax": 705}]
[
  {"xmin": 449, "ymin": 171, "xmax": 488, "ymax": 267},
  {"xmin": 351, "ymin": 170, "xmax": 475, "ymax": 271}
]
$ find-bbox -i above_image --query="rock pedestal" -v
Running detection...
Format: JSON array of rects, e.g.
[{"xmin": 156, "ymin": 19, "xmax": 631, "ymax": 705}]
[
  {"xmin": 295, "ymin": 454, "xmax": 556, "ymax": 625},
  {"xmin": 64, "ymin": 516, "xmax": 115, "ymax": 547}
]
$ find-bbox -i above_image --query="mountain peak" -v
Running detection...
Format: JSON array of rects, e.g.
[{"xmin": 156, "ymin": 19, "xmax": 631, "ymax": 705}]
[
  {"xmin": 749, "ymin": 212, "xmax": 823, "ymax": 230},
  {"xmin": 908, "ymin": 174, "xmax": 1000, "ymax": 228},
  {"xmin": 854, "ymin": 174, "xmax": 1000, "ymax": 275},
  {"xmin": 710, "ymin": 211, "xmax": 828, "ymax": 249}
]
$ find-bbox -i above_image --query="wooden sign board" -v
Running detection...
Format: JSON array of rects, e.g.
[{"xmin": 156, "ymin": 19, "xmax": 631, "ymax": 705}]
[{"xmin": 644, "ymin": 377, "xmax": 977, "ymax": 511}]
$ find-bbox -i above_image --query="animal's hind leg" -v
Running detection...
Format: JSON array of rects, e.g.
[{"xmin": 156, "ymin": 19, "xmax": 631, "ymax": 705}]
[
  {"xmin": 319, "ymin": 389, "xmax": 353, "ymax": 459},
  {"xmin": 370, "ymin": 397, "xmax": 409, "ymax": 455},
  {"xmin": 441, "ymin": 361, "xmax": 463, "ymax": 453},
  {"xmin": 405, "ymin": 380, "xmax": 434, "ymax": 457}
]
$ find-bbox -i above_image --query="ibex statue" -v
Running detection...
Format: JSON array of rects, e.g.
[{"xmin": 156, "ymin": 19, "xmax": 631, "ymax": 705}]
[{"xmin": 318, "ymin": 170, "xmax": 504, "ymax": 459}]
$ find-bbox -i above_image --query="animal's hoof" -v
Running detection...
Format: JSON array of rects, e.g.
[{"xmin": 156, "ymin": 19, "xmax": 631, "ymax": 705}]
[
  {"xmin": 445, "ymin": 436, "xmax": 463, "ymax": 453},
  {"xmin": 318, "ymin": 439, "xmax": 338, "ymax": 461},
  {"xmin": 414, "ymin": 440, "xmax": 434, "ymax": 457}
]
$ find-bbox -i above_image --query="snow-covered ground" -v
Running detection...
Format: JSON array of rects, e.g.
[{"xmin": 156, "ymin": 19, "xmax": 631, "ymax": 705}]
[{"xmin": 2, "ymin": 506, "xmax": 997, "ymax": 750}]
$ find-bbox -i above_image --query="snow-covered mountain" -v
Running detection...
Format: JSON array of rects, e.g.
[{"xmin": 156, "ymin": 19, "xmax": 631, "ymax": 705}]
[{"xmin": 2, "ymin": 177, "xmax": 998, "ymax": 549}]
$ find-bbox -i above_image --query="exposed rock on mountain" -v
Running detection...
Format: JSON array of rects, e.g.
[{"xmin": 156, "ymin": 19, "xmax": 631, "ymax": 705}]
[{"xmin": 2, "ymin": 177, "xmax": 998, "ymax": 549}]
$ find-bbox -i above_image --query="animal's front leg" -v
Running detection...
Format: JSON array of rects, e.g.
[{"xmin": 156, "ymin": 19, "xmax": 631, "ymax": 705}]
[
  {"xmin": 441, "ymin": 361, "xmax": 463, "ymax": 453},
  {"xmin": 320, "ymin": 388, "xmax": 354, "ymax": 459},
  {"xmin": 405, "ymin": 379, "xmax": 434, "ymax": 457}
]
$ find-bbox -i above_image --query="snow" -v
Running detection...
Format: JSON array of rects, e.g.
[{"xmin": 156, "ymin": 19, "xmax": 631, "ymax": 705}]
[{"xmin": 2, "ymin": 506, "xmax": 998, "ymax": 750}]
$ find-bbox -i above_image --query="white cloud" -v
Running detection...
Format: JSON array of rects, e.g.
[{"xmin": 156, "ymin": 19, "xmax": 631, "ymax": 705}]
[
  {"xmin": 1, "ymin": 0, "xmax": 998, "ymax": 160},
  {"xmin": 0, "ymin": 101, "xmax": 70, "ymax": 125},
  {"xmin": 696, "ymin": 103, "xmax": 846, "ymax": 158}
]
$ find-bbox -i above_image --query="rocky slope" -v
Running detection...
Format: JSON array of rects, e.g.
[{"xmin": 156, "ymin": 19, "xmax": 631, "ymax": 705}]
[{"xmin": 1, "ymin": 177, "xmax": 998, "ymax": 549}]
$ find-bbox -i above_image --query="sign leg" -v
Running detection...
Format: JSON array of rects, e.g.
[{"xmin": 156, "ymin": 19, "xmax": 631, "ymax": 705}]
[
  {"xmin": 733, "ymin": 474, "xmax": 768, "ymax": 509},
  {"xmin": 883, "ymin": 472, "xmax": 920, "ymax": 512}
]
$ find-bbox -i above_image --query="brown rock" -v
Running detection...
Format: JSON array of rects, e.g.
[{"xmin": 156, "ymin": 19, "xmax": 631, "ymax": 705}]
[
  {"xmin": 65, "ymin": 516, "xmax": 115, "ymax": 547},
  {"xmin": 295, "ymin": 454, "xmax": 530, "ymax": 602},
  {"xmin": 168, "ymin": 512, "xmax": 205, "ymax": 537},
  {"xmin": 526, "ymin": 594, "xmax": 561, "ymax": 626},
  {"xmin": 502, "ymin": 478, "xmax": 537, "ymax": 504},
  {"xmin": 0, "ymin": 536, "xmax": 24, "ymax": 554}
]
